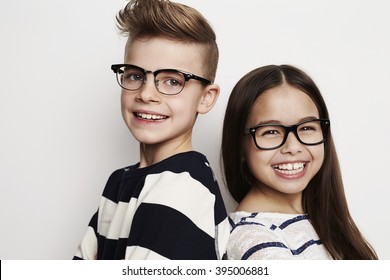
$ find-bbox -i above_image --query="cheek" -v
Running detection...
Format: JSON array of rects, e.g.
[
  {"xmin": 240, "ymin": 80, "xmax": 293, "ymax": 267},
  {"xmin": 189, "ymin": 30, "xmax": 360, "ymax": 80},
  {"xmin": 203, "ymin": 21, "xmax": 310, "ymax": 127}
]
[
  {"xmin": 244, "ymin": 141, "xmax": 273, "ymax": 177},
  {"xmin": 242, "ymin": 137, "xmax": 254, "ymax": 162},
  {"xmin": 120, "ymin": 92, "xmax": 134, "ymax": 118},
  {"xmin": 120, "ymin": 94, "xmax": 127, "ymax": 113},
  {"xmin": 170, "ymin": 96, "xmax": 199, "ymax": 117},
  {"xmin": 120, "ymin": 91, "xmax": 128, "ymax": 106},
  {"xmin": 309, "ymin": 145, "xmax": 325, "ymax": 174},
  {"xmin": 121, "ymin": 89, "xmax": 136, "ymax": 104}
]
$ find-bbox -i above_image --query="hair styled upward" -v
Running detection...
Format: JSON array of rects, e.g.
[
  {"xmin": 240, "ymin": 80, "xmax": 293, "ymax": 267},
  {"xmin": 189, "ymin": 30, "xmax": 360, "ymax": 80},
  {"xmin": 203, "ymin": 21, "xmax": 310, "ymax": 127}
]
[
  {"xmin": 115, "ymin": 0, "xmax": 218, "ymax": 82},
  {"xmin": 221, "ymin": 65, "xmax": 377, "ymax": 259}
]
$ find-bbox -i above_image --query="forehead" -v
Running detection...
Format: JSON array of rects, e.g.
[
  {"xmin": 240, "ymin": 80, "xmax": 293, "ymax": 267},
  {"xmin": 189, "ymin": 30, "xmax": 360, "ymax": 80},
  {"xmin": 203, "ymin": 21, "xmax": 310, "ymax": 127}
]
[
  {"xmin": 248, "ymin": 84, "xmax": 319, "ymax": 124},
  {"xmin": 124, "ymin": 37, "xmax": 205, "ymax": 74}
]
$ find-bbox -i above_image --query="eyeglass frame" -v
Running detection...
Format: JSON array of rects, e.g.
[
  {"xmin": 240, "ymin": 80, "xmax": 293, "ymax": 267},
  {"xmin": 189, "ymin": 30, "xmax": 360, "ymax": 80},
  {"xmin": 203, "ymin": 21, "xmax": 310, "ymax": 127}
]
[
  {"xmin": 111, "ymin": 64, "xmax": 212, "ymax": 95},
  {"xmin": 244, "ymin": 118, "xmax": 330, "ymax": 150}
]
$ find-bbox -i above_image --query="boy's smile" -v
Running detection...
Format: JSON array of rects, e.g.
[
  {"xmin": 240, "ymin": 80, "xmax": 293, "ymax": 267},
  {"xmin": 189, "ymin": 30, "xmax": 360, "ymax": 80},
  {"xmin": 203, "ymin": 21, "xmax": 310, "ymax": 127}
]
[{"xmin": 134, "ymin": 111, "xmax": 168, "ymax": 121}]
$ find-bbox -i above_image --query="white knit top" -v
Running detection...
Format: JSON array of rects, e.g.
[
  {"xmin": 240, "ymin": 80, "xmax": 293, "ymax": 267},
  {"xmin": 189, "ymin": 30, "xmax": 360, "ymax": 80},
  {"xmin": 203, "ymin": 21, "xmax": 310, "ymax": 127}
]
[{"xmin": 227, "ymin": 211, "xmax": 333, "ymax": 260}]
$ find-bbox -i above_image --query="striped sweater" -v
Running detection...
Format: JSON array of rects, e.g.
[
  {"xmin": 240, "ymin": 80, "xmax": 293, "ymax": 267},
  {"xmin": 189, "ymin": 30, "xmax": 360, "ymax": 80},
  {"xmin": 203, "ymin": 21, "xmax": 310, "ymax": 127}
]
[
  {"xmin": 227, "ymin": 212, "xmax": 332, "ymax": 260},
  {"xmin": 73, "ymin": 151, "xmax": 229, "ymax": 260}
]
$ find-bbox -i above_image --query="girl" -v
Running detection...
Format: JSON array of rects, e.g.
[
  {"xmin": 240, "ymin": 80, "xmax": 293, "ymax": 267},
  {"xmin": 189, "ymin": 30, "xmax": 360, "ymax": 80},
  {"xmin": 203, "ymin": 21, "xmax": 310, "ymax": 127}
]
[{"xmin": 221, "ymin": 65, "xmax": 377, "ymax": 260}]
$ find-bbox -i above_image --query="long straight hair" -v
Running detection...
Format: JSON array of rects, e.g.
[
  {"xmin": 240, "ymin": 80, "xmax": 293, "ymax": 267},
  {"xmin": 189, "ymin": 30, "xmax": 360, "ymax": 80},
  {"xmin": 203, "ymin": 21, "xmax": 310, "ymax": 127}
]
[{"xmin": 221, "ymin": 65, "xmax": 377, "ymax": 259}]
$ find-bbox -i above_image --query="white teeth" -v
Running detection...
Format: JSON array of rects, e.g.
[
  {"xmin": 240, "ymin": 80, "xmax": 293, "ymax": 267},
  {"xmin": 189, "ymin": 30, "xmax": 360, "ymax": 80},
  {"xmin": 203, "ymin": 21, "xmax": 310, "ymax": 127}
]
[
  {"xmin": 272, "ymin": 162, "xmax": 305, "ymax": 175},
  {"xmin": 293, "ymin": 162, "xmax": 303, "ymax": 170},
  {"xmin": 136, "ymin": 113, "xmax": 166, "ymax": 120}
]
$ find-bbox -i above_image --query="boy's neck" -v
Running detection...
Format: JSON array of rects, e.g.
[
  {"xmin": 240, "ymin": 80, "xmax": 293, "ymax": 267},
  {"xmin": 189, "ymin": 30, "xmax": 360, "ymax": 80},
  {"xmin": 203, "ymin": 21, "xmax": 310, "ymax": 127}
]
[{"xmin": 138, "ymin": 141, "xmax": 193, "ymax": 168}]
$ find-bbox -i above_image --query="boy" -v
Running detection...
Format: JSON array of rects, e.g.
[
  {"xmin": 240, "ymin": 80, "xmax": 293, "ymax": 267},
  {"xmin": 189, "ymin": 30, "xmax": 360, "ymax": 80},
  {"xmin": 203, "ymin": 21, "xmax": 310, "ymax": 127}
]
[{"xmin": 73, "ymin": 0, "xmax": 229, "ymax": 260}]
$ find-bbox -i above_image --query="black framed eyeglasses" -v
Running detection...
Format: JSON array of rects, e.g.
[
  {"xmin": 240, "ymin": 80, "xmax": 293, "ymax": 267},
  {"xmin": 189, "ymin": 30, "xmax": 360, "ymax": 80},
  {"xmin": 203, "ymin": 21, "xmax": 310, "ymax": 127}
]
[
  {"xmin": 244, "ymin": 118, "xmax": 330, "ymax": 150},
  {"xmin": 111, "ymin": 64, "xmax": 212, "ymax": 95}
]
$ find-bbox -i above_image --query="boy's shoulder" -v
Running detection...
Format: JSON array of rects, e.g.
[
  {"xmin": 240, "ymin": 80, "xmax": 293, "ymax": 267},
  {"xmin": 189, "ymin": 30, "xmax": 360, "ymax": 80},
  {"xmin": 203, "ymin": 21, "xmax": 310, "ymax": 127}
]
[
  {"xmin": 105, "ymin": 162, "xmax": 139, "ymax": 184},
  {"xmin": 156, "ymin": 151, "xmax": 220, "ymax": 194},
  {"xmin": 155, "ymin": 151, "xmax": 215, "ymax": 178},
  {"xmin": 107, "ymin": 151, "xmax": 210, "ymax": 177},
  {"xmin": 104, "ymin": 151, "xmax": 218, "ymax": 191},
  {"xmin": 159, "ymin": 150, "xmax": 210, "ymax": 169}
]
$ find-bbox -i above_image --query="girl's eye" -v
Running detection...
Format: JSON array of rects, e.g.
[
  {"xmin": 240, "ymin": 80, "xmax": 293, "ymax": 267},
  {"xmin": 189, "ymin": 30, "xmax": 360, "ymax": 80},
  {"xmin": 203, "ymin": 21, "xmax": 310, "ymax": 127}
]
[
  {"xmin": 299, "ymin": 125, "xmax": 318, "ymax": 132},
  {"xmin": 257, "ymin": 127, "xmax": 283, "ymax": 137},
  {"xmin": 263, "ymin": 130, "xmax": 279, "ymax": 135}
]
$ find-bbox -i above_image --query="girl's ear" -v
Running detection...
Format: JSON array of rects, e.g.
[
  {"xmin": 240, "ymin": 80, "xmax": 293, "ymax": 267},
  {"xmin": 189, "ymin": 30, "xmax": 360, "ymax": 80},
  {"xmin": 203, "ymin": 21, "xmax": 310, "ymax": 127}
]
[{"xmin": 197, "ymin": 84, "xmax": 220, "ymax": 114}]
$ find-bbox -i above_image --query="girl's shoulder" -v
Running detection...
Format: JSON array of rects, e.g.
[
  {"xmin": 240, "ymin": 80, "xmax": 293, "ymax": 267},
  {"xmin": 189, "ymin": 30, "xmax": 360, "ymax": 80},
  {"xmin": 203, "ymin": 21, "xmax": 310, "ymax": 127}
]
[
  {"xmin": 227, "ymin": 211, "xmax": 332, "ymax": 260},
  {"xmin": 229, "ymin": 211, "xmax": 309, "ymax": 228}
]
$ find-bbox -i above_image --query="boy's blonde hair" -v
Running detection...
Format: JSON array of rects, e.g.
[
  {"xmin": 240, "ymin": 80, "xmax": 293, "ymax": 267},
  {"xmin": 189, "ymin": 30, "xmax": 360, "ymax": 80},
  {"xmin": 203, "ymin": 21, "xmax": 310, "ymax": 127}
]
[{"xmin": 116, "ymin": 0, "xmax": 219, "ymax": 82}]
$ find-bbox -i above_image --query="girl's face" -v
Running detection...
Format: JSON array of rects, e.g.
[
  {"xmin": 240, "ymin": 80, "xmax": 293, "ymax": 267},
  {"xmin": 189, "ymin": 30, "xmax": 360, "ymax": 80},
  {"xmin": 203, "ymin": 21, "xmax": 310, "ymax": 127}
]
[{"xmin": 243, "ymin": 83, "xmax": 324, "ymax": 200}]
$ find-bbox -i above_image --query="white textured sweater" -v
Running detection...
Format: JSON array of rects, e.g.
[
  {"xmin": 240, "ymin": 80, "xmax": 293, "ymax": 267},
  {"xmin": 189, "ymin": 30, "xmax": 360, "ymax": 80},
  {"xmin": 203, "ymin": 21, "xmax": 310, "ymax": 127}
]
[{"xmin": 227, "ymin": 211, "xmax": 332, "ymax": 260}]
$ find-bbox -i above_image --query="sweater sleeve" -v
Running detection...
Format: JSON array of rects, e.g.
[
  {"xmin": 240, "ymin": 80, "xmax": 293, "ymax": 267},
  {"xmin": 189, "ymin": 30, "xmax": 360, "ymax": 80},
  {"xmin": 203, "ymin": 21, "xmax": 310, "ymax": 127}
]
[{"xmin": 73, "ymin": 211, "xmax": 98, "ymax": 260}]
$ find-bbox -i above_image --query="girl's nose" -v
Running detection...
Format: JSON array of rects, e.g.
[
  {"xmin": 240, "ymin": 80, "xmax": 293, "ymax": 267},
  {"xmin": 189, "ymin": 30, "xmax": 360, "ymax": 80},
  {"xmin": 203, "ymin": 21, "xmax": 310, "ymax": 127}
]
[{"xmin": 280, "ymin": 133, "xmax": 303, "ymax": 155}]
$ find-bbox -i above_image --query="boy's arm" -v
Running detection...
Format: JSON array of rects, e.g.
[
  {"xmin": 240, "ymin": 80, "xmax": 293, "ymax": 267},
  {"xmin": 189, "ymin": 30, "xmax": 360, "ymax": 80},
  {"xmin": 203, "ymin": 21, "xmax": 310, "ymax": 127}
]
[{"xmin": 73, "ymin": 211, "xmax": 98, "ymax": 260}]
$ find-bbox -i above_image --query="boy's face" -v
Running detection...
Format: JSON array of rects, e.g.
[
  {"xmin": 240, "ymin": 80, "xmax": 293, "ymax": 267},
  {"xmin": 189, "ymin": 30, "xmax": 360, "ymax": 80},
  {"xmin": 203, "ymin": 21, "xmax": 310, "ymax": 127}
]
[{"xmin": 121, "ymin": 37, "xmax": 219, "ymax": 151}]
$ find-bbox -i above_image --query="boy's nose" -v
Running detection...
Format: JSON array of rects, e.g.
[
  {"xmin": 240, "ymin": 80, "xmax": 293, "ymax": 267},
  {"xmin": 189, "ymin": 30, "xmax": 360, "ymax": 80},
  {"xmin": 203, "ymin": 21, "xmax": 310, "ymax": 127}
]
[{"xmin": 135, "ymin": 76, "xmax": 161, "ymax": 103}]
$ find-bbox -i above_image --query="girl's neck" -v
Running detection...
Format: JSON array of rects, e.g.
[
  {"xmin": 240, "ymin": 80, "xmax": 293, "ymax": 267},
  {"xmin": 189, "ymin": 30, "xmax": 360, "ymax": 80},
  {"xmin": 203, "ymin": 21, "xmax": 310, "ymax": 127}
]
[{"xmin": 236, "ymin": 185, "xmax": 304, "ymax": 214}]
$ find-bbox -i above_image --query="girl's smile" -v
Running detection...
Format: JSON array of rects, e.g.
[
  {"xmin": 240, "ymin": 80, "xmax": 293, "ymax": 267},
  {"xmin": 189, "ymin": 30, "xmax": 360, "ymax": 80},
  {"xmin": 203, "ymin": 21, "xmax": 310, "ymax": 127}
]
[{"xmin": 272, "ymin": 161, "xmax": 308, "ymax": 178}]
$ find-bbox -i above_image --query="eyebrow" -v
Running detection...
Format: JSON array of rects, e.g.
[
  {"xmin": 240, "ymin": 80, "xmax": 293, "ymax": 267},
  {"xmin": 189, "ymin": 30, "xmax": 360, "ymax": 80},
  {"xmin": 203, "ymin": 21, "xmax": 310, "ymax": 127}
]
[{"xmin": 255, "ymin": 116, "xmax": 319, "ymax": 126}]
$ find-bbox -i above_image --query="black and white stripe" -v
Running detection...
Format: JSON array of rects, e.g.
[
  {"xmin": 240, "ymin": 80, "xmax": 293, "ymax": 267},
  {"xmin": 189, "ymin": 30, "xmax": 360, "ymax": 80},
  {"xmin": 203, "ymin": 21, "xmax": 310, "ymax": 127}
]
[{"xmin": 73, "ymin": 151, "xmax": 229, "ymax": 260}]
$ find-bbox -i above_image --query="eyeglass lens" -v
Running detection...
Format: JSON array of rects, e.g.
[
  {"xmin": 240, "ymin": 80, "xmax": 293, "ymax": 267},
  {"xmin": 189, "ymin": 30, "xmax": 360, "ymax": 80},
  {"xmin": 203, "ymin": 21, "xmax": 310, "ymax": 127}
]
[
  {"xmin": 253, "ymin": 120, "xmax": 326, "ymax": 149},
  {"xmin": 117, "ymin": 66, "xmax": 186, "ymax": 95}
]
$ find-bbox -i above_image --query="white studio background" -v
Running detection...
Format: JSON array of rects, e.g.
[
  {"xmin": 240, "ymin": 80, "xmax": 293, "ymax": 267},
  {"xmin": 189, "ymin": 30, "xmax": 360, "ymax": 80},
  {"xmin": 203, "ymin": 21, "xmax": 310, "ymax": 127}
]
[{"xmin": 0, "ymin": 0, "xmax": 389, "ymax": 259}]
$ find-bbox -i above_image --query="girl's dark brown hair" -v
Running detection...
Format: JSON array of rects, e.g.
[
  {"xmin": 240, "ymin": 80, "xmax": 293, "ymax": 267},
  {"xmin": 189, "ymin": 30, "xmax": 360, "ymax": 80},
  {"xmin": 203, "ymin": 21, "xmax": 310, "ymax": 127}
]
[
  {"xmin": 116, "ymin": 0, "xmax": 218, "ymax": 82},
  {"xmin": 221, "ymin": 65, "xmax": 377, "ymax": 259}
]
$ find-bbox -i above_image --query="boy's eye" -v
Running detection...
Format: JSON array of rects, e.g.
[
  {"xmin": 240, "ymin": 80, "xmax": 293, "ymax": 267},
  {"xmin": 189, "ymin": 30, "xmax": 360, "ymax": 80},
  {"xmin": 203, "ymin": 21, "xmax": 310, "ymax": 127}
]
[
  {"xmin": 157, "ymin": 71, "xmax": 185, "ymax": 89},
  {"xmin": 124, "ymin": 73, "xmax": 144, "ymax": 81},
  {"xmin": 163, "ymin": 78, "xmax": 183, "ymax": 88}
]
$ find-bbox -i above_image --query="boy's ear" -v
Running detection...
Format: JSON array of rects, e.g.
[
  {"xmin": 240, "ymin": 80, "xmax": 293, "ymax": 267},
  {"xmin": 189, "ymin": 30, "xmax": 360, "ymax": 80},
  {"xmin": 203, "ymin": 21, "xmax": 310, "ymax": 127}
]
[{"xmin": 197, "ymin": 84, "xmax": 220, "ymax": 114}]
